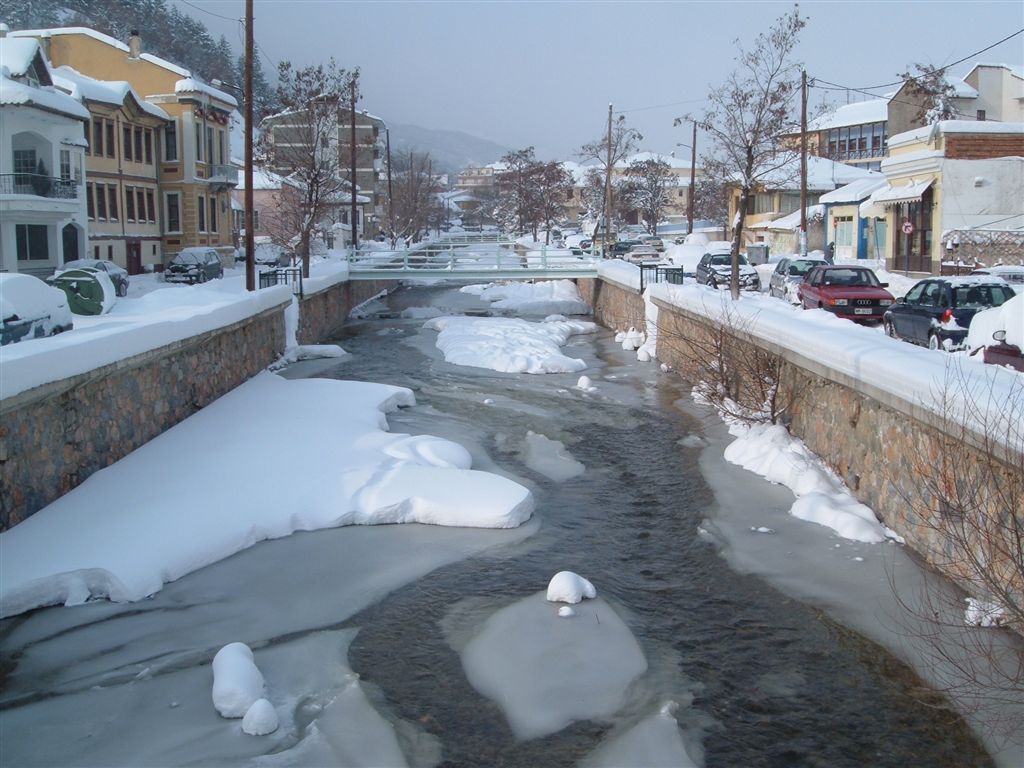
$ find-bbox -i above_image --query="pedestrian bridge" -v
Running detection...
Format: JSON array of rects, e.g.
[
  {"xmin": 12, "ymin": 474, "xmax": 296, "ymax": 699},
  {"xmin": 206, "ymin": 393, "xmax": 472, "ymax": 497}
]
[{"xmin": 344, "ymin": 234, "xmax": 599, "ymax": 280}]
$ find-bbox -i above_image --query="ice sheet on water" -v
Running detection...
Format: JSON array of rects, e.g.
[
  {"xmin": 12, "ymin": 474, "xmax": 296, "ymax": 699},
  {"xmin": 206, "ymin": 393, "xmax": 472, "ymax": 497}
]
[
  {"xmin": 458, "ymin": 591, "xmax": 647, "ymax": 739},
  {"xmin": 521, "ymin": 431, "xmax": 585, "ymax": 482},
  {"xmin": 581, "ymin": 703, "xmax": 698, "ymax": 768},
  {"xmin": 460, "ymin": 279, "xmax": 591, "ymax": 316}
]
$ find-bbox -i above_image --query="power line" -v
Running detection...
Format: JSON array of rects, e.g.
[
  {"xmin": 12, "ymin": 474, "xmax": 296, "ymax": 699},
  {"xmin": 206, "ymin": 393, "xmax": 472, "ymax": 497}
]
[
  {"xmin": 614, "ymin": 97, "xmax": 706, "ymax": 115},
  {"xmin": 176, "ymin": 0, "xmax": 242, "ymax": 23}
]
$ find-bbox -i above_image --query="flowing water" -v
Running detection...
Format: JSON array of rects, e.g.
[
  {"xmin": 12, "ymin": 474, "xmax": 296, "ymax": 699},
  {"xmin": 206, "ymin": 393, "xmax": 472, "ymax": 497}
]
[{"xmin": 0, "ymin": 282, "xmax": 995, "ymax": 767}]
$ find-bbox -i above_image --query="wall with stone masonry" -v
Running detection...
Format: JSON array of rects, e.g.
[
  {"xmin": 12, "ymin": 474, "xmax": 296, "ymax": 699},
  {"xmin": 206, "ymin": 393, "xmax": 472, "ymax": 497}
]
[
  {"xmin": 0, "ymin": 303, "xmax": 288, "ymax": 531},
  {"xmin": 297, "ymin": 279, "xmax": 397, "ymax": 345},
  {"xmin": 576, "ymin": 277, "xmax": 647, "ymax": 335}
]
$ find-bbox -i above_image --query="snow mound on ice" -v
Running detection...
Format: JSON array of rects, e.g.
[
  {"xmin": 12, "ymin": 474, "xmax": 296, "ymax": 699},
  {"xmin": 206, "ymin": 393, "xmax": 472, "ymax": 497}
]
[
  {"xmin": 522, "ymin": 431, "xmax": 585, "ymax": 482},
  {"xmin": 212, "ymin": 642, "xmax": 265, "ymax": 718},
  {"xmin": 242, "ymin": 698, "xmax": 279, "ymax": 736},
  {"xmin": 461, "ymin": 279, "xmax": 590, "ymax": 316},
  {"xmin": 546, "ymin": 570, "xmax": 597, "ymax": 603}
]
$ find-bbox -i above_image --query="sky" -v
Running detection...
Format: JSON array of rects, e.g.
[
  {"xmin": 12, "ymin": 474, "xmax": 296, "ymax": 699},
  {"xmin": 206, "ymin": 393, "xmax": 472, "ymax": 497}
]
[{"xmin": 174, "ymin": 0, "xmax": 1024, "ymax": 160}]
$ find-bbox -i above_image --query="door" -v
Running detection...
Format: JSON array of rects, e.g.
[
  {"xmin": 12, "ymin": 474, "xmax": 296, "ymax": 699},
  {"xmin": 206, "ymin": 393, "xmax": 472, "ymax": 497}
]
[
  {"xmin": 62, "ymin": 224, "xmax": 79, "ymax": 263},
  {"xmin": 126, "ymin": 240, "xmax": 142, "ymax": 275}
]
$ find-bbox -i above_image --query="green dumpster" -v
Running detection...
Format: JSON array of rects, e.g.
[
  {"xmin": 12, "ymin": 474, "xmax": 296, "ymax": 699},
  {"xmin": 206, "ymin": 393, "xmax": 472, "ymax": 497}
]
[{"xmin": 50, "ymin": 268, "xmax": 114, "ymax": 315}]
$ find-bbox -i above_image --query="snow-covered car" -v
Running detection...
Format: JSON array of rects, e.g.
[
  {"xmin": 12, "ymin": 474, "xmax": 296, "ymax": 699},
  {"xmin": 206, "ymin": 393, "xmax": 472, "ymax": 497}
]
[
  {"xmin": 50, "ymin": 259, "xmax": 129, "ymax": 297},
  {"xmin": 768, "ymin": 257, "xmax": 828, "ymax": 303},
  {"xmin": 970, "ymin": 265, "xmax": 1024, "ymax": 294},
  {"xmin": 695, "ymin": 249, "xmax": 760, "ymax": 291},
  {"xmin": 640, "ymin": 235, "xmax": 666, "ymax": 252},
  {"xmin": 883, "ymin": 276, "xmax": 1015, "ymax": 351},
  {"xmin": 0, "ymin": 273, "xmax": 74, "ymax": 345},
  {"xmin": 625, "ymin": 244, "xmax": 660, "ymax": 263},
  {"xmin": 164, "ymin": 248, "xmax": 225, "ymax": 284},
  {"xmin": 798, "ymin": 265, "xmax": 894, "ymax": 323},
  {"xmin": 966, "ymin": 292, "xmax": 1024, "ymax": 372}
]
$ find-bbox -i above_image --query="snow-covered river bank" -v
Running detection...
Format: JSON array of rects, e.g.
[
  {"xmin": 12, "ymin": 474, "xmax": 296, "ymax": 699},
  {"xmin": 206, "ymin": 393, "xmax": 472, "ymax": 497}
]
[{"xmin": 0, "ymin": 281, "xmax": 1015, "ymax": 766}]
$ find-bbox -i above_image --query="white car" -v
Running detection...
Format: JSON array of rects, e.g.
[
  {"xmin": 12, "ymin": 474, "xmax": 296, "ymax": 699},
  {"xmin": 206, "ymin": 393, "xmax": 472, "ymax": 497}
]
[
  {"xmin": 970, "ymin": 265, "xmax": 1024, "ymax": 293},
  {"xmin": 0, "ymin": 273, "xmax": 74, "ymax": 345}
]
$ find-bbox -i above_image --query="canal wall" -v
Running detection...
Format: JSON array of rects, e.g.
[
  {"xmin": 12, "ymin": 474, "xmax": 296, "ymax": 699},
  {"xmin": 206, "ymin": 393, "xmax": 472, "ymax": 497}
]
[
  {"xmin": 0, "ymin": 277, "xmax": 399, "ymax": 530},
  {"xmin": 577, "ymin": 276, "xmax": 1022, "ymax": 599}
]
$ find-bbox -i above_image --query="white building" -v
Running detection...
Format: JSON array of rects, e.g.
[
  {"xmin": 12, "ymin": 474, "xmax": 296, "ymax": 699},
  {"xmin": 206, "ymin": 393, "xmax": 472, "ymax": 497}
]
[{"xmin": 0, "ymin": 34, "xmax": 89, "ymax": 276}]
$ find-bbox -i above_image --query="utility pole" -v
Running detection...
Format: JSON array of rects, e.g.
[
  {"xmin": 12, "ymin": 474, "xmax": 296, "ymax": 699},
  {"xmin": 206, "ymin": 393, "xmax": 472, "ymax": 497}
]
[
  {"xmin": 349, "ymin": 77, "xmax": 358, "ymax": 250},
  {"xmin": 687, "ymin": 120, "xmax": 697, "ymax": 235},
  {"xmin": 243, "ymin": 0, "xmax": 255, "ymax": 291},
  {"xmin": 385, "ymin": 128, "xmax": 394, "ymax": 246},
  {"xmin": 799, "ymin": 69, "xmax": 808, "ymax": 257},
  {"xmin": 602, "ymin": 103, "xmax": 613, "ymax": 259}
]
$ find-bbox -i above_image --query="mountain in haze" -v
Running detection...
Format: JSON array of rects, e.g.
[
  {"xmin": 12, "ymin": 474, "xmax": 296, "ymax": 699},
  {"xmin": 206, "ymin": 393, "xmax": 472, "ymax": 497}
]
[{"xmin": 387, "ymin": 122, "xmax": 510, "ymax": 177}]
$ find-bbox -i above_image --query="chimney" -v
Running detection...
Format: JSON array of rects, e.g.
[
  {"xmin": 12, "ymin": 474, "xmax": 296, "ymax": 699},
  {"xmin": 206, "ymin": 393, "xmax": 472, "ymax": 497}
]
[
  {"xmin": 0, "ymin": 23, "xmax": 10, "ymax": 39},
  {"xmin": 128, "ymin": 30, "xmax": 141, "ymax": 58}
]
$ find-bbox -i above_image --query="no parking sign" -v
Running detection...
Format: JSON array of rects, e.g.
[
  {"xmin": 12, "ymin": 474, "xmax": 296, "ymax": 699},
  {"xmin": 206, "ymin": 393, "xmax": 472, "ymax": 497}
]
[{"xmin": 901, "ymin": 220, "xmax": 915, "ymax": 235}]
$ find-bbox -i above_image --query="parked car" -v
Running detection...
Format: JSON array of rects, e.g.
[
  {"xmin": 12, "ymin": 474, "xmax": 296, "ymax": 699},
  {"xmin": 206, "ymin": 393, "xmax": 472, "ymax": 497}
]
[
  {"xmin": 883, "ymin": 276, "xmax": 1015, "ymax": 350},
  {"xmin": 797, "ymin": 265, "xmax": 894, "ymax": 322},
  {"xmin": 50, "ymin": 259, "xmax": 129, "ymax": 297},
  {"xmin": 611, "ymin": 239, "xmax": 643, "ymax": 256},
  {"xmin": 970, "ymin": 265, "xmax": 1024, "ymax": 293},
  {"xmin": 695, "ymin": 249, "xmax": 761, "ymax": 291},
  {"xmin": 0, "ymin": 273, "xmax": 74, "ymax": 345},
  {"xmin": 626, "ymin": 244, "xmax": 661, "ymax": 263},
  {"xmin": 164, "ymin": 248, "xmax": 225, "ymax": 284},
  {"xmin": 578, "ymin": 239, "xmax": 593, "ymax": 252},
  {"xmin": 966, "ymin": 292, "xmax": 1024, "ymax": 371},
  {"xmin": 768, "ymin": 257, "xmax": 828, "ymax": 303},
  {"xmin": 640, "ymin": 235, "xmax": 666, "ymax": 252}
]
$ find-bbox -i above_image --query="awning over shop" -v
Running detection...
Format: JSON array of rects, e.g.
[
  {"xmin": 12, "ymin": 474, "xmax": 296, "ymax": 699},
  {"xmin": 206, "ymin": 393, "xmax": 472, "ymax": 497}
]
[{"xmin": 867, "ymin": 179, "xmax": 934, "ymax": 206}]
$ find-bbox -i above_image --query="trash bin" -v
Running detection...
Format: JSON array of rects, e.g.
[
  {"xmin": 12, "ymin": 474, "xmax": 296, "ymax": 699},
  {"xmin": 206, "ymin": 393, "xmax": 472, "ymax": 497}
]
[
  {"xmin": 50, "ymin": 268, "xmax": 114, "ymax": 315},
  {"xmin": 747, "ymin": 243, "xmax": 770, "ymax": 265}
]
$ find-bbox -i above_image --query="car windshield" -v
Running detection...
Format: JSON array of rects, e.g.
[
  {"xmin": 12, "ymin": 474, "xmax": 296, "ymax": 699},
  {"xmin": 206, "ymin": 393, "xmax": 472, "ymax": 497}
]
[
  {"xmin": 822, "ymin": 268, "xmax": 879, "ymax": 287},
  {"xmin": 953, "ymin": 284, "xmax": 1013, "ymax": 308},
  {"xmin": 61, "ymin": 260, "xmax": 94, "ymax": 270},
  {"xmin": 788, "ymin": 259, "xmax": 821, "ymax": 276},
  {"xmin": 174, "ymin": 254, "xmax": 201, "ymax": 265},
  {"xmin": 709, "ymin": 253, "xmax": 748, "ymax": 266}
]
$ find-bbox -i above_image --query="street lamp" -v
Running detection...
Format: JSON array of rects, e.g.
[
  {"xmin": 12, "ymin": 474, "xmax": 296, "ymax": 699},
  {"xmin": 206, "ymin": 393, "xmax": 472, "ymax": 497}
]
[{"xmin": 675, "ymin": 119, "xmax": 698, "ymax": 234}]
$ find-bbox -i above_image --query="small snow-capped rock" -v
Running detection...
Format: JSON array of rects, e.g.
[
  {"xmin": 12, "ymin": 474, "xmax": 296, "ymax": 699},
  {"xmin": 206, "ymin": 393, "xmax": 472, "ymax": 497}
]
[
  {"xmin": 242, "ymin": 698, "xmax": 279, "ymax": 735},
  {"xmin": 212, "ymin": 642, "xmax": 265, "ymax": 718},
  {"xmin": 558, "ymin": 606, "xmax": 576, "ymax": 618},
  {"xmin": 546, "ymin": 571, "xmax": 597, "ymax": 604}
]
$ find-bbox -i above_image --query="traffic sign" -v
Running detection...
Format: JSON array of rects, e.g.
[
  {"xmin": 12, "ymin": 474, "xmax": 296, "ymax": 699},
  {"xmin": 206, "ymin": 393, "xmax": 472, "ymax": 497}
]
[{"xmin": 901, "ymin": 221, "xmax": 915, "ymax": 235}]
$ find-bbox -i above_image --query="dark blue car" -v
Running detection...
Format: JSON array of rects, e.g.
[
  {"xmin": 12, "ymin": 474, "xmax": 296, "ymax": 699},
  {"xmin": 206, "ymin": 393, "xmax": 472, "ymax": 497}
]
[{"xmin": 883, "ymin": 277, "xmax": 1015, "ymax": 351}]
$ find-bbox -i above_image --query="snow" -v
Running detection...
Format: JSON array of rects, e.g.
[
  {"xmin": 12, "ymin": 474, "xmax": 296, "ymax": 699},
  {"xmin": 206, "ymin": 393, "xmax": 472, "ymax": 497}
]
[
  {"xmin": 0, "ymin": 71, "xmax": 91, "ymax": 119},
  {"xmin": 966, "ymin": 292, "xmax": 1023, "ymax": 349},
  {"xmin": 52, "ymin": 66, "xmax": 169, "ymax": 119},
  {"xmin": 818, "ymin": 177, "xmax": 888, "ymax": 204},
  {"xmin": 576, "ymin": 374, "xmax": 598, "ymax": 392},
  {"xmin": 807, "ymin": 98, "xmax": 889, "ymax": 132},
  {"xmin": 582, "ymin": 704, "xmax": 698, "ymax": 768},
  {"xmin": 546, "ymin": 570, "xmax": 597, "ymax": 603},
  {"xmin": 522, "ymin": 431, "xmax": 585, "ymax": 481},
  {"xmin": 889, "ymin": 120, "xmax": 1024, "ymax": 148},
  {"xmin": 423, "ymin": 315, "xmax": 597, "ymax": 374},
  {"xmin": 0, "ymin": 273, "xmax": 73, "ymax": 332},
  {"xmin": 458, "ymin": 279, "xmax": 590, "ymax": 315},
  {"xmin": 0, "ymin": 37, "xmax": 43, "ymax": 76},
  {"xmin": 175, "ymin": 78, "xmax": 238, "ymax": 107},
  {"xmin": 868, "ymin": 178, "xmax": 934, "ymax": 205},
  {"xmin": 9, "ymin": 27, "xmax": 130, "ymax": 54},
  {"xmin": 212, "ymin": 642, "xmax": 266, "ymax": 718},
  {"xmin": 749, "ymin": 204, "xmax": 823, "ymax": 232},
  {"xmin": 964, "ymin": 597, "xmax": 1007, "ymax": 628},
  {"xmin": 0, "ymin": 372, "xmax": 533, "ymax": 618},
  {"xmin": 458, "ymin": 591, "xmax": 647, "ymax": 738},
  {"xmin": 242, "ymin": 698, "xmax": 279, "ymax": 736}
]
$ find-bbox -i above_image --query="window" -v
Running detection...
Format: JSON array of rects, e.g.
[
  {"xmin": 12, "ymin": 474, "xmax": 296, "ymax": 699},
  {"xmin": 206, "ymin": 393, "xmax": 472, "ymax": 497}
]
[
  {"xmin": 209, "ymin": 195, "xmax": 218, "ymax": 233},
  {"xmin": 16, "ymin": 224, "xmax": 49, "ymax": 261},
  {"xmin": 144, "ymin": 129, "xmax": 153, "ymax": 164},
  {"xmin": 834, "ymin": 215, "xmax": 854, "ymax": 247},
  {"xmin": 96, "ymin": 184, "xmax": 107, "ymax": 219},
  {"xmin": 93, "ymin": 119, "xmax": 103, "ymax": 156},
  {"xmin": 134, "ymin": 127, "xmax": 143, "ymax": 162},
  {"xmin": 107, "ymin": 186, "xmax": 119, "ymax": 220},
  {"xmin": 165, "ymin": 120, "xmax": 178, "ymax": 161},
  {"xmin": 195, "ymin": 123, "xmax": 203, "ymax": 162},
  {"xmin": 206, "ymin": 126, "xmax": 214, "ymax": 165},
  {"xmin": 124, "ymin": 126, "xmax": 133, "ymax": 161},
  {"xmin": 60, "ymin": 150, "xmax": 71, "ymax": 181},
  {"xmin": 138, "ymin": 188, "xmax": 147, "ymax": 222},
  {"xmin": 977, "ymin": 109, "xmax": 987, "ymax": 121},
  {"xmin": 146, "ymin": 189, "xmax": 156, "ymax": 223},
  {"xmin": 253, "ymin": 210, "xmax": 259, "ymax": 229},
  {"xmin": 84, "ymin": 122, "xmax": 91, "ymax": 155},
  {"xmin": 126, "ymin": 186, "xmax": 136, "ymax": 221},
  {"xmin": 13, "ymin": 149, "xmax": 36, "ymax": 188},
  {"xmin": 165, "ymin": 192, "xmax": 181, "ymax": 232},
  {"xmin": 105, "ymin": 121, "xmax": 115, "ymax": 158},
  {"xmin": 218, "ymin": 129, "xmax": 226, "ymax": 165},
  {"xmin": 198, "ymin": 193, "xmax": 206, "ymax": 231},
  {"xmin": 86, "ymin": 183, "xmax": 95, "ymax": 219}
]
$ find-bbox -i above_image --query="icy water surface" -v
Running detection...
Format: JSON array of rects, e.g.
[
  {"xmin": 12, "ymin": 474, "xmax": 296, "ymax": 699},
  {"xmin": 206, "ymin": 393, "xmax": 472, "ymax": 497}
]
[{"xmin": 0, "ymin": 283, "xmax": 995, "ymax": 767}]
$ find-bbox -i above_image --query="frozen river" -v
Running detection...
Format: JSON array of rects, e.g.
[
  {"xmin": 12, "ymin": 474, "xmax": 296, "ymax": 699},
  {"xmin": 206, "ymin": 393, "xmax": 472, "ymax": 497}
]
[{"xmin": 0, "ymin": 282, "xmax": 1009, "ymax": 766}]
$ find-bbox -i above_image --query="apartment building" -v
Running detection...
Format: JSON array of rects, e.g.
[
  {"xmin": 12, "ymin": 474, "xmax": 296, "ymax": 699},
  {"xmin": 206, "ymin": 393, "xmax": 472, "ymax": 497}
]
[
  {"xmin": 0, "ymin": 35, "xmax": 89, "ymax": 277},
  {"xmin": 12, "ymin": 27, "xmax": 239, "ymax": 265}
]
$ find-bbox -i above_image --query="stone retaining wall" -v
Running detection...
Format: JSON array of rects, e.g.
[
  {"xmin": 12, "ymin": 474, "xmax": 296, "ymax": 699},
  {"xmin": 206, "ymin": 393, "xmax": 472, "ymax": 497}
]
[
  {"xmin": 297, "ymin": 279, "xmax": 396, "ymax": 345},
  {"xmin": 576, "ymin": 277, "xmax": 647, "ymax": 334}
]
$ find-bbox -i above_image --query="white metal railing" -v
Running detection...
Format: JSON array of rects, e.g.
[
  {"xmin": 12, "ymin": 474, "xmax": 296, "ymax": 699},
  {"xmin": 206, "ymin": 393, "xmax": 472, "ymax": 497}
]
[{"xmin": 345, "ymin": 240, "xmax": 599, "ymax": 278}]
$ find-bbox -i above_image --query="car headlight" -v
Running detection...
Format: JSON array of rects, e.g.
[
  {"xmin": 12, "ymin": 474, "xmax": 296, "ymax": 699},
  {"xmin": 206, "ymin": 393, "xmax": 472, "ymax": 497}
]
[{"xmin": 880, "ymin": 299, "xmax": 893, "ymax": 306}]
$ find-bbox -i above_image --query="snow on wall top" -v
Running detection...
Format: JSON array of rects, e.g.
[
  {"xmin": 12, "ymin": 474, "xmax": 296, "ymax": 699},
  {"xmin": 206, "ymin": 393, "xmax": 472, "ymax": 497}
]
[
  {"xmin": 52, "ymin": 66, "xmax": 169, "ymax": 119},
  {"xmin": 9, "ymin": 27, "xmax": 130, "ymax": 52},
  {"xmin": 0, "ymin": 37, "xmax": 43, "ymax": 77},
  {"xmin": 889, "ymin": 120, "xmax": 1024, "ymax": 149},
  {"xmin": 174, "ymin": 78, "xmax": 237, "ymax": 108}
]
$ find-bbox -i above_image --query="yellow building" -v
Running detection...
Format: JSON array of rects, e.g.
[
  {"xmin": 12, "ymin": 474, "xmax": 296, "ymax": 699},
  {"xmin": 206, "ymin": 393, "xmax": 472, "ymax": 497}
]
[{"xmin": 12, "ymin": 27, "xmax": 239, "ymax": 265}]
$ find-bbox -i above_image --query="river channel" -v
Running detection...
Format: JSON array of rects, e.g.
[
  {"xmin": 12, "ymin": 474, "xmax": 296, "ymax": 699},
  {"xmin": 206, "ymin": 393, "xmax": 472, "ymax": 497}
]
[{"xmin": 0, "ymin": 282, "xmax": 996, "ymax": 766}]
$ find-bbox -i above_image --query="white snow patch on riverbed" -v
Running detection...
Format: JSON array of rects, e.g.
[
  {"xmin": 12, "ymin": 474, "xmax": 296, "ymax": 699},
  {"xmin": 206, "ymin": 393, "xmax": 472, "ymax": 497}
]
[
  {"xmin": 522, "ymin": 431, "xmax": 585, "ymax": 481},
  {"xmin": 460, "ymin": 279, "xmax": 590, "ymax": 315},
  {"xmin": 582, "ymin": 703, "xmax": 698, "ymax": 768},
  {"xmin": 723, "ymin": 422, "xmax": 899, "ymax": 544},
  {"xmin": 423, "ymin": 315, "xmax": 597, "ymax": 374},
  {"xmin": 0, "ymin": 373, "xmax": 533, "ymax": 618},
  {"xmin": 460, "ymin": 591, "xmax": 646, "ymax": 739},
  {"xmin": 212, "ymin": 642, "xmax": 266, "ymax": 718},
  {"xmin": 546, "ymin": 570, "xmax": 597, "ymax": 603}
]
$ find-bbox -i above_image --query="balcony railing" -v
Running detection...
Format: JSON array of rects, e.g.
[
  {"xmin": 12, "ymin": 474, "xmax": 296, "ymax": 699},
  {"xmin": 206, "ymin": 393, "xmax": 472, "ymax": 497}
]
[
  {"xmin": 0, "ymin": 173, "xmax": 78, "ymax": 199},
  {"xmin": 207, "ymin": 164, "xmax": 239, "ymax": 186}
]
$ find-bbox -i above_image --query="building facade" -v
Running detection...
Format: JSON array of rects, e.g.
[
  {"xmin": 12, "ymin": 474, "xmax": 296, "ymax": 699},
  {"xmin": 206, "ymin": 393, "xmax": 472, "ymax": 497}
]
[
  {"xmin": 0, "ymin": 36, "xmax": 89, "ymax": 277},
  {"xmin": 12, "ymin": 27, "xmax": 239, "ymax": 265}
]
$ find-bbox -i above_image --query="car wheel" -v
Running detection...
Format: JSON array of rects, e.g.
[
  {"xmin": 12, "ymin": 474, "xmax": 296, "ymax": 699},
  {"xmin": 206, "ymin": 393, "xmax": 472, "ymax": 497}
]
[
  {"xmin": 198, "ymin": 271, "xmax": 208, "ymax": 284},
  {"xmin": 928, "ymin": 332, "xmax": 941, "ymax": 351},
  {"xmin": 117, "ymin": 280, "xmax": 128, "ymax": 297},
  {"xmin": 884, "ymin": 319, "xmax": 897, "ymax": 338}
]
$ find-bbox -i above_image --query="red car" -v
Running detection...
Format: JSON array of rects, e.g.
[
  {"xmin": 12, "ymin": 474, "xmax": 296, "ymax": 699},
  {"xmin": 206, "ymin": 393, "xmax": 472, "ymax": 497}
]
[{"xmin": 798, "ymin": 265, "xmax": 895, "ymax": 323}]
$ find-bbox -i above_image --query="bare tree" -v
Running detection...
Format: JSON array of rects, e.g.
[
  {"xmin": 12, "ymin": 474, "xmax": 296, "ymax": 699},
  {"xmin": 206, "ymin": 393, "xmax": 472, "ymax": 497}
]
[
  {"xmin": 624, "ymin": 158, "xmax": 678, "ymax": 235},
  {"xmin": 533, "ymin": 161, "xmax": 574, "ymax": 243},
  {"xmin": 493, "ymin": 147, "xmax": 538, "ymax": 235},
  {"xmin": 680, "ymin": 7, "xmax": 806, "ymax": 298},
  {"xmin": 578, "ymin": 116, "xmax": 642, "ymax": 236},
  {"xmin": 260, "ymin": 59, "xmax": 358, "ymax": 276},
  {"xmin": 384, "ymin": 148, "xmax": 441, "ymax": 245},
  {"xmin": 691, "ymin": 175, "xmax": 729, "ymax": 228},
  {"xmin": 899, "ymin": 61, "xmax": 961, "ymax": 125}
]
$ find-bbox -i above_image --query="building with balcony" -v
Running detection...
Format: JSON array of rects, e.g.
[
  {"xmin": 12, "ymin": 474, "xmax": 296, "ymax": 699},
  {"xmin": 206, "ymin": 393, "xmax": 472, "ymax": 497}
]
[
  {"xmin": 11, "ymin": 26, "xmax": 239, "ymax": 265},
  {"xmin": 52, "ymin": 66, "xmax": 169, "ymax": 273},
  {"xmin": 0, "ymin": 35, "xmax": 89, "ymax": 277}
]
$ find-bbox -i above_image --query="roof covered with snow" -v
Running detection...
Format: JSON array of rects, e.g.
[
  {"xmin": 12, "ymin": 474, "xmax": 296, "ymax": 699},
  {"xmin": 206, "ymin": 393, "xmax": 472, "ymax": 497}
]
[
  {"xmin": 0, "ymin": 37, "xmax": 44, "ymax": 77},
  {"xmin": 748, "ymin": 204, "xmax": 824, "ymax": 231},
  {"xmin": 752, "ymin": 155, "xmax": 881, "ymax": 190},
  {"xmin": 52, "ymin": 66, "xmax": 169, "ymax": 119},
  {"xmin": 0, "ymin": 72, "xmax": 90, "ymax": 120},
  {"xmin": 9, "ymin": 26, "xmax": 130, "ymax": 52},
  {"xmin": 818, "ymin": 177, "xmax": 889, "ymax": 204},
  {"xmin": 616, "ymin": 151, "xmax": 693, "ymax": 171},
  {"xmin": 175, "ymin": 77, "xmax": 237, "ymax": 108},
  {"xmin": 888, "ymin": 120, "xmax": 1024, "ymax": 149},
  {"xmin": 808, "ymin": 98, "xmax": 889, "ymax": 132}
]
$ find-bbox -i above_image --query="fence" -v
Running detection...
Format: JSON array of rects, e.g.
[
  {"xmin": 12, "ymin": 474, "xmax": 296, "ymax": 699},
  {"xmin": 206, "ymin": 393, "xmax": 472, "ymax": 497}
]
[
  {"xmin": 0, "ymin": 174, "xmax": 78, "ymax": 199},
  {"xmin": 638, "ymin": 263, "xmax": 687, "ymax": 292},
  {"xmin": 259, "ymin": 267, "xmax": 303, "ymax": 296}
]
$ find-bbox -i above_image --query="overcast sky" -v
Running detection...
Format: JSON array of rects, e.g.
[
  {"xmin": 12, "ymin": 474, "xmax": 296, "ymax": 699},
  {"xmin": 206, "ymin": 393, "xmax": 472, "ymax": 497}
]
[{"xmin": 174, "ymin": 0, "xmax": 1023, "ymax": 160}]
